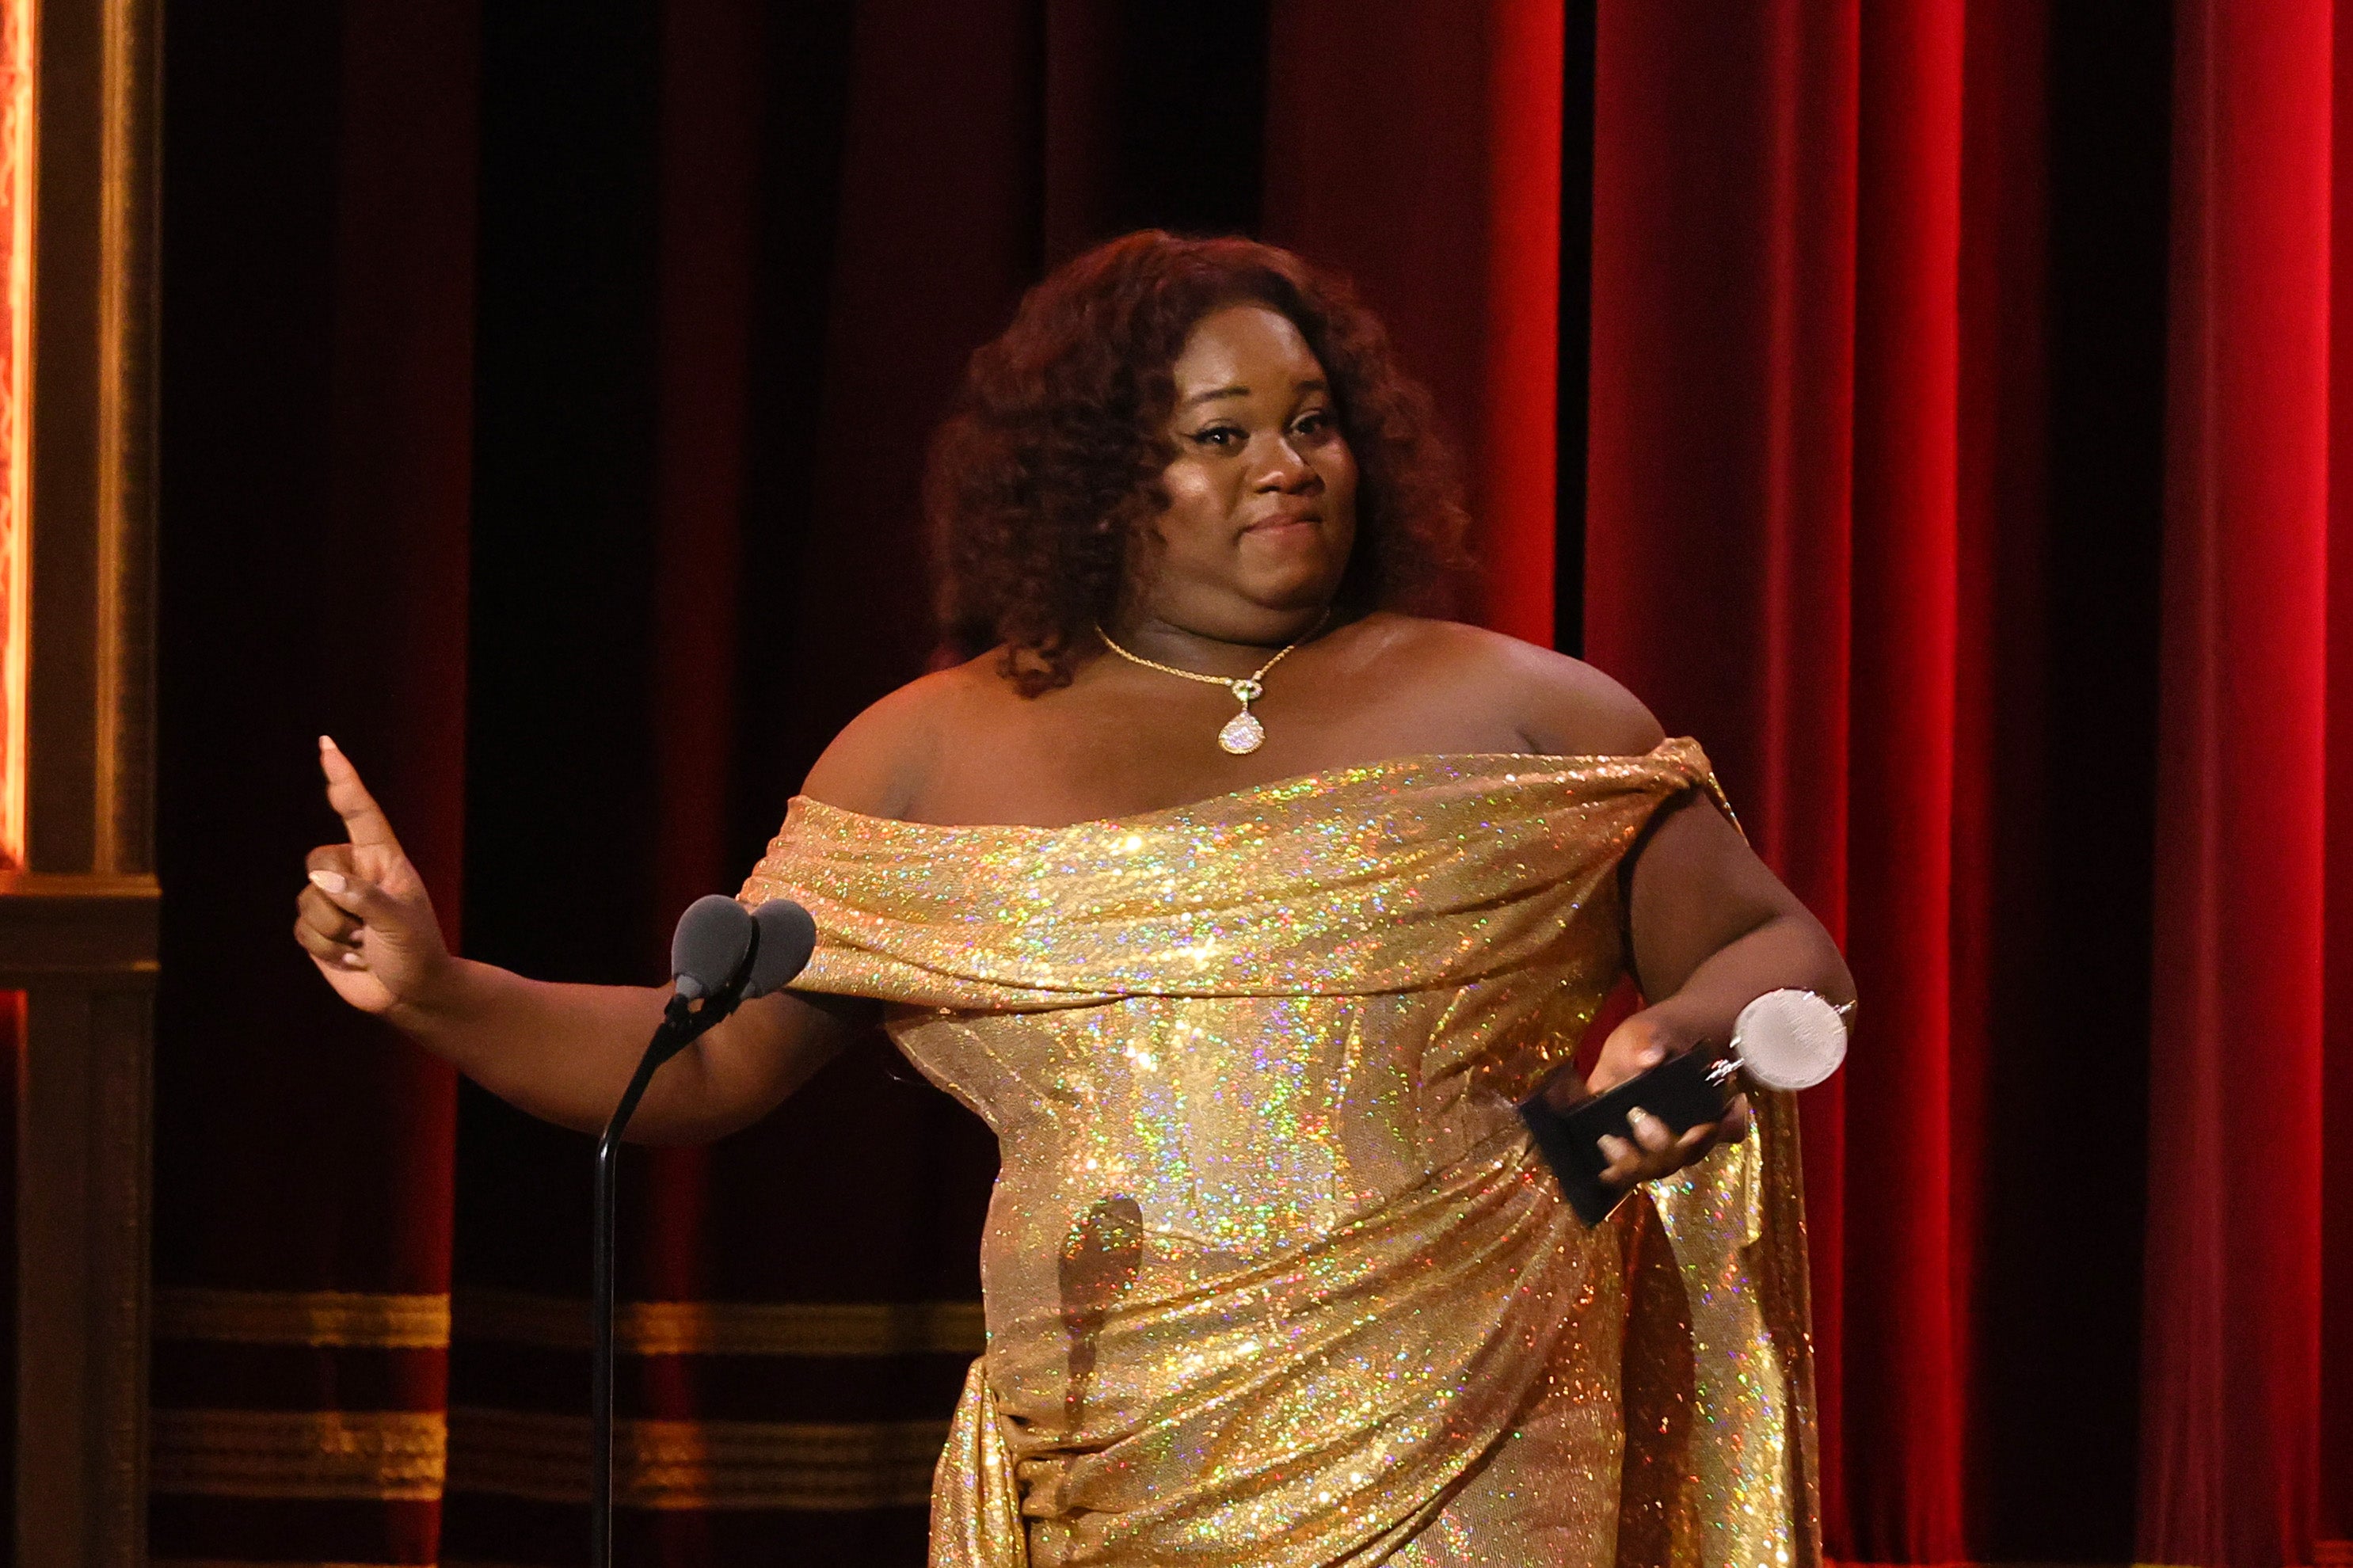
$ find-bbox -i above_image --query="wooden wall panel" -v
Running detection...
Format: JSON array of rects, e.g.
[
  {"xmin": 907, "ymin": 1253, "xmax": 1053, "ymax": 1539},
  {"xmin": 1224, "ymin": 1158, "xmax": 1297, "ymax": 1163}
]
[{"xmin": 2, "ymin": 0, "xmax": 162, "ymax": 1565}]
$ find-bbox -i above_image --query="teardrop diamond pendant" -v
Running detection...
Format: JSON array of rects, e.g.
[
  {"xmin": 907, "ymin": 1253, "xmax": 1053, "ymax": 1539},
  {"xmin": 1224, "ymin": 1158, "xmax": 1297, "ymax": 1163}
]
[{"xmin": 1216, "ymin": 676, "xmax": 1266, "ymax": 754}]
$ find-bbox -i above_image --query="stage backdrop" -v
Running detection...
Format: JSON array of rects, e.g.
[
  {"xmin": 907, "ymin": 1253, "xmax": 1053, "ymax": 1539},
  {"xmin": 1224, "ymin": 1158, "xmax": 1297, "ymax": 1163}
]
[{"xmin": 150, "ymin": 3, "xmax": 2351, "ymax": 1567}]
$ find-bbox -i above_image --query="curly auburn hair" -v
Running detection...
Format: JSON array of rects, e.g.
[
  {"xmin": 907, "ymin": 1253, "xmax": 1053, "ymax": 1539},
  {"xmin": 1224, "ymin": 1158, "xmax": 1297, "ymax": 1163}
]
[{"xmin": 927, "ymin": 230, "xmax": 1472, "ymax": 693}]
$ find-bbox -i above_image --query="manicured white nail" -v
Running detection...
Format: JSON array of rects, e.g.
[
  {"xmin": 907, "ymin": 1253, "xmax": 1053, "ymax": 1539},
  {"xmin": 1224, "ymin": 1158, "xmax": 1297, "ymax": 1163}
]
[
  {"xmin": 338, "ymin": 951, "xmax": 366, "ymax": 969},
  {"xmin": 310, "ymin": 870, "xmax": 348, "ymax": 896},
  {"xmin": 319, "ymin": 734, "xmax": 340, "ymax": 751}
]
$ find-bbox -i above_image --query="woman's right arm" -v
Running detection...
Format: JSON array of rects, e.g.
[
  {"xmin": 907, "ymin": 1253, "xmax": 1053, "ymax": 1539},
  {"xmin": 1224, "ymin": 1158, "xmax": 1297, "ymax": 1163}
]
[{"xmin": 293, "ymin": 736, "xmax": 861, "ymax": 1144}]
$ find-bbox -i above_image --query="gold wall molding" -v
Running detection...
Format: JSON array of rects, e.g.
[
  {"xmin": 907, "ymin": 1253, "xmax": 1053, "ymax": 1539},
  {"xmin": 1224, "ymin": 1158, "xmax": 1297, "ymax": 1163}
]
[
  {"xmin": 0, "ymin": 866, "xmax": 153, "ymax": 980},
  {"xmin": 446, "ymin": 1406, "xmax": 946, "ymax": 1512},
  {"xmin": 7, "ymin": 0, "xmax": 164, "ymax": 1561},
  {"xmin": 148, "ymin": 1410, "xmax": 446, "ymax": 1502},
  {"xmin": 0, "ymin": 0, "xmax": 30, "ymax": 863},
  {"xmin": 24, "ymin": 0, "xmax": 156, "ymax": 880}
]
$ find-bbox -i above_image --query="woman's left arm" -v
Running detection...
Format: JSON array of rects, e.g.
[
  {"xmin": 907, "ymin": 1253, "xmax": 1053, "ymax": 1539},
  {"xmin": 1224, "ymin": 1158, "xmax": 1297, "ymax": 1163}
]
[
  {"xmin": 1587, "ymin": 791, "xmax": 1856, "ymax": 1187},
  {"xmin": 1492, "ymin": 633, "xmax": 1855, "ymax": 1188}
]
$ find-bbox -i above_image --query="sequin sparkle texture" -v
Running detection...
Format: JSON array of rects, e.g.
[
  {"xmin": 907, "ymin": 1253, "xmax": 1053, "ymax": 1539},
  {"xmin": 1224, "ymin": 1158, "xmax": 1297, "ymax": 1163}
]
[{"xmin": 738, "ymin": 739, "xmax": 1819, "ymax": 1568}]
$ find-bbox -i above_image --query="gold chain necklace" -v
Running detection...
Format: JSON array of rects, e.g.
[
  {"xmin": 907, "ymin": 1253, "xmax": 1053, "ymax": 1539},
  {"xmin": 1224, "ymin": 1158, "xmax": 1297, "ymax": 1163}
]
[{"xmin": 1095, "ymin": 617, "xmax": 1323, "ymax": 755}]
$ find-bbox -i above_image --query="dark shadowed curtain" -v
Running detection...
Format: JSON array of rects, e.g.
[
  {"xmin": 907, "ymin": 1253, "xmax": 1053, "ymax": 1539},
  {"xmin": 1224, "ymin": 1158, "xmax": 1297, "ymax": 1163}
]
[
  {"xmin": 151, "ymin": 2, "xmax": 2351, "ymax": 1566},
  {"xmin": 154, "ymin": 0, "xmax": 474, "ymax": 1559}
]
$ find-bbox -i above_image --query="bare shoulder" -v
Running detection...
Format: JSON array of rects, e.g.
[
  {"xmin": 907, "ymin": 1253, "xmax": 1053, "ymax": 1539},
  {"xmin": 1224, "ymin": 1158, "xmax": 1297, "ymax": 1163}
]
[
  {"xmin": 798, "ymin": 653, "xmax": 1011, "ymax": 818},
  {"xmin": 1369, "ymin": 615, "xmax": 1666, "ymax": 759}
]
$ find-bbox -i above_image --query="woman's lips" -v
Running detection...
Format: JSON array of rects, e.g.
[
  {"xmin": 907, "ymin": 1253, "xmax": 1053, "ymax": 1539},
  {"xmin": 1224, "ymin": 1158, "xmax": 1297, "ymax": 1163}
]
[{"xmin": 1245, "ymin": 512, "xmax": 1321, "ymax": 537}]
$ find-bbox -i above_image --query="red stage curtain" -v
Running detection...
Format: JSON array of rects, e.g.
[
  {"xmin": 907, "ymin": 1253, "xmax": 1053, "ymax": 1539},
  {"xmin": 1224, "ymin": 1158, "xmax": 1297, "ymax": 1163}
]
[
  {"xmin": 2330, "ymin": 7, "xmax": 2353, "ymax": 1526},
  {"xmin": 1262, "ymin": 0, "xmax": 1563, "ymax": 644},
  {"xmin": 1590, "ymin": 6, "xmax": 1940, "ymax": 1555},
  {"xmin": 1586, "ymin": 2, "xmax": 2151, "ymax": 1563},
  {"xmin": 2142, "ymin": 4, "xmax": 2336, "ymax": 1565},
  {"xmin": 1588, "ymin": 2, "xmax": 2353, "ymax": 1566},
  {"xmin": 150, "ymin": 3, "xmax": 2353, "ymax": 1566}
]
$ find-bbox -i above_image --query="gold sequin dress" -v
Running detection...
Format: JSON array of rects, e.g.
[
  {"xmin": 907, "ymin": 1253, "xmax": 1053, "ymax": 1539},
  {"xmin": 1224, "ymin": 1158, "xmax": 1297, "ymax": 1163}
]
[{"xmin": 741, "ymin": 739, "xmax": 1819, "ymax": 1568}]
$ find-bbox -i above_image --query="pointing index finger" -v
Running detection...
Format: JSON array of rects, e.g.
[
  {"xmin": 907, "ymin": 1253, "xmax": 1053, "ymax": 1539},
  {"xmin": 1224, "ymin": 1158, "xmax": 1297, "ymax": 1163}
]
[{"xmin": 318, "ymin": 736, "xmax": 403, "ymax": 853}]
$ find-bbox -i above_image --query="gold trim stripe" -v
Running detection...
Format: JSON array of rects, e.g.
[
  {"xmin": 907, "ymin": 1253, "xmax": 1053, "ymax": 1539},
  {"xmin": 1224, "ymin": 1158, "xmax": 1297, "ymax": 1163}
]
[
  {"xmin": 150, "ymin": 1286, "xmax": 987, "ymax": 1357},
  {"xmin": 149, "ymin": 1410, "xmax": 445, "ymax": 1501},
  {"xmin": 155, "ymin": 1288, "xmax": 451, "ymax": 1349},
  {"xmin": 148, "ymin": 1406, "xmax": 948, "ymax": 1510},
  {"xmin": 454, "ymin": 1287, "xmax": 986, "ymax": 1357},
  {"xmin": 447, "ymin": 1406, "xmax": 945, "ymax": 1511},
  {"xmin": 153, "ymin": 1562, "xmax": 429, "ymax": 1568}
]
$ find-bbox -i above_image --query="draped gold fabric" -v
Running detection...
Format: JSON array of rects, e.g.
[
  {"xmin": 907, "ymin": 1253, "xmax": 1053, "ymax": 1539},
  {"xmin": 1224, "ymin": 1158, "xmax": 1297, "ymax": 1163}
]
[{"xmin": 741, "ymin": 739, "xmax": 1818, "ymax": 1568}]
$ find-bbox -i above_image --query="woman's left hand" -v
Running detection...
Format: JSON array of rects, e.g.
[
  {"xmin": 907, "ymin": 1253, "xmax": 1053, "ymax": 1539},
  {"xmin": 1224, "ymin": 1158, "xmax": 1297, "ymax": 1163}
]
[{"xmin": 1583, "ymin": 1007, "xmax": 1751, "ymax": 1191}]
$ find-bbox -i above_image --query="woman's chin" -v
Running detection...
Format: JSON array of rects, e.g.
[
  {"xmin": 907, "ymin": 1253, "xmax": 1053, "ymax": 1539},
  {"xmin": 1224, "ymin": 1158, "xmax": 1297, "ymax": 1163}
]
[
  {"xmin": 1238, "ymin": 577, "xmax": 1344, "ymax": 622},
  {"xmin": 1234, "ymin": 554, "xmax": 1348, "ymax": 611}
]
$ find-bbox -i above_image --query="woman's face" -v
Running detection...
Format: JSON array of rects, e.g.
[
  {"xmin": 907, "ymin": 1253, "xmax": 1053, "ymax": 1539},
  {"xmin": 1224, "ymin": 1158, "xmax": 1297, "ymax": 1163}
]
[{"xmin": 1129, "ymin": 303, "xmax": 1359, "ymax": 641}]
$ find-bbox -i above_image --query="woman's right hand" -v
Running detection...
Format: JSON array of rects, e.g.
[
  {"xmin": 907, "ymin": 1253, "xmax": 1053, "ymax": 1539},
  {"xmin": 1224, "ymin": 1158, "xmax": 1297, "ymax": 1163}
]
[{"xmin": 292, "ymin": 736, "xmax": 452, "ymax": 1017}]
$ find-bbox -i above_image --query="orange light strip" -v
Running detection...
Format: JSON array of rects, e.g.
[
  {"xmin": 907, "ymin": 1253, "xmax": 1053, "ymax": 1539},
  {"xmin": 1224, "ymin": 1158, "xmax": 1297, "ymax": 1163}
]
[{"xmin": 0, "ymin": 0, "xmax": 30, "ymax": 867}]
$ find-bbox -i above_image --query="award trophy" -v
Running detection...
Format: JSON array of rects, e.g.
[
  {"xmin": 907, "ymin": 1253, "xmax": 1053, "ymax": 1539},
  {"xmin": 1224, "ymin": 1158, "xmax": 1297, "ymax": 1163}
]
[{"xmin": 1518, "ymin": 988, "xmax": 1848, "ymax": 1225}]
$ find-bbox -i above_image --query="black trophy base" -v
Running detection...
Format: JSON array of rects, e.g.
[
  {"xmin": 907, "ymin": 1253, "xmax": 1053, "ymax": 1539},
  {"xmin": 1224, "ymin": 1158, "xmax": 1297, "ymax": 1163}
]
[{"xmin": 1517, "ymin": 1048, "xmax": 1734, "ymax": 1226}]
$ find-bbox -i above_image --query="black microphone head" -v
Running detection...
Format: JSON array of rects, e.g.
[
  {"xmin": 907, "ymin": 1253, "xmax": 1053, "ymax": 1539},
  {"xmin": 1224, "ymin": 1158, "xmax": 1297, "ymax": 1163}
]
[
  {"xmin": 671, "ymin": 894, "xmax": 754, "ymax": 1000},
  {"xmin": 742, "ymin": 898, "xmax": 817, "ymax": 999}
]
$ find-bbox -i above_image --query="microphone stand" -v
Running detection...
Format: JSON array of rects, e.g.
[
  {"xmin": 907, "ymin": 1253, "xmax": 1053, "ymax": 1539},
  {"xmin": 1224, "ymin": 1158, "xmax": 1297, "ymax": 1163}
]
[{"xmin": 590, "ymin": 925, "xmax": 763, "ymax": 1568}]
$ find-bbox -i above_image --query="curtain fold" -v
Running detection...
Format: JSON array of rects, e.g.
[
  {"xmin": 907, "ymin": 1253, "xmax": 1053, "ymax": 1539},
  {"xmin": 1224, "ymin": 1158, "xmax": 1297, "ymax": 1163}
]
[
  {"xmin": 2140, "ymin": 5, "xmax": 2334, "ymax": 1566},
  {"xmin": 1841, "ymin": 11, "xmax": 1970, "ymax": 1554},
  {"xmin": 2328, "ymin": 11, "xmax": 2353, "ymax": 1533}
]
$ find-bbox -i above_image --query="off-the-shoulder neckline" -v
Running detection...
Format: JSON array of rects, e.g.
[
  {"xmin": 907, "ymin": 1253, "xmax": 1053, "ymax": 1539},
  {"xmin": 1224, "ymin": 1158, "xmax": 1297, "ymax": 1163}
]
[{"xmin": 786, "ymin": 737, "xmax": 1701, "ymax": 836}]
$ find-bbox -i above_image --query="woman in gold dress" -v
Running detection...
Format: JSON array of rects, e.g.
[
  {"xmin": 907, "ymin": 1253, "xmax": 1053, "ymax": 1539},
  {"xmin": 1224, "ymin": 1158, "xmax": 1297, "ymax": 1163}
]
[{"xmin": 295, "ymin": 232, "xmax": 1853, "ymax": 1568}]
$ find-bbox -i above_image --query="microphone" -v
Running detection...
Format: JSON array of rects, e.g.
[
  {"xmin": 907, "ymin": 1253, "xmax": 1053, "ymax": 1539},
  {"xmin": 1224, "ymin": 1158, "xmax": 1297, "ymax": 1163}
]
[
  {"xmin": 662, "ymin": 895, "xmax": 818, "ymax": 1027},
  {"xmin": 742, "ymin": 898, "xmax": 817, "ymax": 999},
  {"xmin": 670, "ymin": 894, "xmax": 753, "ymax": 1001}
]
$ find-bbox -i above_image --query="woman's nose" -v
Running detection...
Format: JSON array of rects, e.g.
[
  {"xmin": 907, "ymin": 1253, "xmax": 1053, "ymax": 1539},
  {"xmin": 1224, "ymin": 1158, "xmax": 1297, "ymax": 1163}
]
[{"xmin": 1254, "ymin": 435, "xmax": 1320, "ymax": 491}]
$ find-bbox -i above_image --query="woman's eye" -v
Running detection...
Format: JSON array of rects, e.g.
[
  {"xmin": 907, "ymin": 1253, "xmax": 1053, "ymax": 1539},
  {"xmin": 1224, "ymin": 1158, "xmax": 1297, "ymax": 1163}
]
[
  {"xmin": 1190, "ymin": 426, "xmax": 1243, "ymax": 450},
  {"xmin": 1292, "ymin": 409, "xmax": 1334, "ymax": 438}
]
